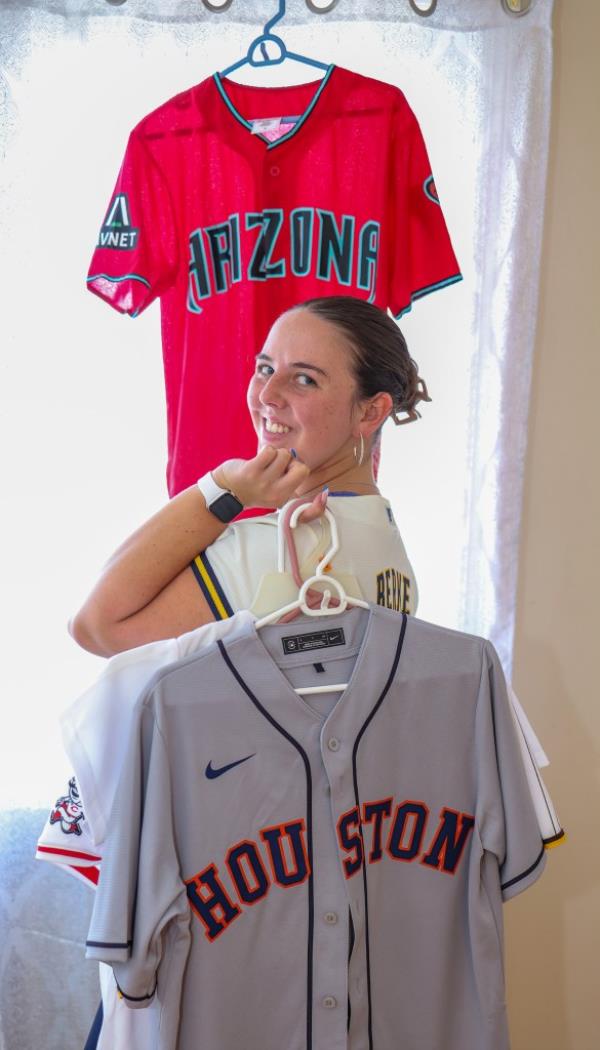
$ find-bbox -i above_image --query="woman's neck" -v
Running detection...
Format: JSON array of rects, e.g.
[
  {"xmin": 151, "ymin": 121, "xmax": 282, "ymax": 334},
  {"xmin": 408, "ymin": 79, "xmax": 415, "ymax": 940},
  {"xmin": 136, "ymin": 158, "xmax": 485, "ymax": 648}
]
[{"xmin": 294, "ymin": 454, "xmax": 379, "ymax": 499}]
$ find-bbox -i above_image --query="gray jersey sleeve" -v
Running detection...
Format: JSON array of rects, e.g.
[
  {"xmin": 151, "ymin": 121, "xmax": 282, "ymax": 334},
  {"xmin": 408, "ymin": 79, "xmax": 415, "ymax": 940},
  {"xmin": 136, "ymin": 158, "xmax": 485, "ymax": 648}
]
[
  {"xmin": 476, "ymin": 641, "xmax": 546, "ymax": 902},
  {"xmin": 85, "ymin": 695, "xmax": 189, "ymax": 1009}
]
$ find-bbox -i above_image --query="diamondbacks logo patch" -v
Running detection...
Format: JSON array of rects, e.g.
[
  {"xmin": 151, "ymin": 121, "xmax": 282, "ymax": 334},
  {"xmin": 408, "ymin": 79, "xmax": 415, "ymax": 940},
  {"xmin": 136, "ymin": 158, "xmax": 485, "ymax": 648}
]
[
  {"xmin": 423, "ymin": 175, "xmax": 440, "ymax": 205},
  {"xmin": 49, "ymin": 776, "xmax": 85, "ymax": 836},
  {"xmin": 97, "ymin": 193, "xmax": 139, "ymax": 250}
]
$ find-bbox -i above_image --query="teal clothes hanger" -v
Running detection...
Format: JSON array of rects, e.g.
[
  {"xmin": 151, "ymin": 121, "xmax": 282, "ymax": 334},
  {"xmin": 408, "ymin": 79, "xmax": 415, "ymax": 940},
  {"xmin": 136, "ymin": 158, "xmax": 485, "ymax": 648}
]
[{"xmin": 220, "ymin": 1, "xmax": 330, "ymax": 77}]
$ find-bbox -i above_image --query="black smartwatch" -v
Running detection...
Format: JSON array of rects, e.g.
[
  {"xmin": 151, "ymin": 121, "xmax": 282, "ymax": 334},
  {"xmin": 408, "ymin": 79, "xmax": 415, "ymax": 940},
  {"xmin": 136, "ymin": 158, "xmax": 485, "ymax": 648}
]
[{"xmin": 197, "ymin": 472, "xmax": 244, "ymax": 523}]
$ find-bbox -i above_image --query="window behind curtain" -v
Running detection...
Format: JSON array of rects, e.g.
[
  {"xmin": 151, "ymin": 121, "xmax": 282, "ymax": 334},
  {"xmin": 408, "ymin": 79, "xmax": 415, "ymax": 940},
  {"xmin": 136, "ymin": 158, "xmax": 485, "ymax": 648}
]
[{"xmin": 0, "ymin": 0, "xmax": 553, "ymax": 807}]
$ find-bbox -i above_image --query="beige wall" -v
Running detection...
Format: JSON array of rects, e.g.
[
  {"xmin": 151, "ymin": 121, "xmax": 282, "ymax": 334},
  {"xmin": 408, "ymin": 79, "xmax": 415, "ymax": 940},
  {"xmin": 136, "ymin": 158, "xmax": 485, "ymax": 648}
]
[{"xmin": 506, "ymin": 1, "xmax": 600, "ymax": 1047}]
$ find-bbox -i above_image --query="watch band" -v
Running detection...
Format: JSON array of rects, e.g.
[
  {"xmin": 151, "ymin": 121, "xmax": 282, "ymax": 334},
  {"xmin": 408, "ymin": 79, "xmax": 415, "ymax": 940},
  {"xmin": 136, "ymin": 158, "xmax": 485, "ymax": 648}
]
[{"xmin": 197, "ymin": 472, "xmax": 244, "ymax": 523}]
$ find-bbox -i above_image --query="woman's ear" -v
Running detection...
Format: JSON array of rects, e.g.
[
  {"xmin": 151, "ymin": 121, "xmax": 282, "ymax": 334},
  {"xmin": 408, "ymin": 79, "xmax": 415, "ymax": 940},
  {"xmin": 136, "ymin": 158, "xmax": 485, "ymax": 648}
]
[{"xmin": 361, "ymin": 392, "xmax": 393, "ymax": 435}]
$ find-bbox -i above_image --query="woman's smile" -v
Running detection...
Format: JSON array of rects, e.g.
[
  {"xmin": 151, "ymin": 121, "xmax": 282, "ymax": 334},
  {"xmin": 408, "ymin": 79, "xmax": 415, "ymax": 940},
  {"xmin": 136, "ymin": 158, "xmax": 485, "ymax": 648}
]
[{"xmin": 262, "ymin": 416, "xmax": 292, "ymax": 438}]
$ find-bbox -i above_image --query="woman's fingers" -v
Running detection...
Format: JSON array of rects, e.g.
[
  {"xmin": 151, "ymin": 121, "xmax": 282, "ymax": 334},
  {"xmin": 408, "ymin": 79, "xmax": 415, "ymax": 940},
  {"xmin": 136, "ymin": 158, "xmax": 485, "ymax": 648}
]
[
  {"xmin": 217, "ymin": 449, "xmax": 309, "ymax": 508},
  {"xmin": 296, "ymin": 489, "xmax": 328, "ymax": 523},
  {"xmin": 268, "ymin": 455, "xmax": 310, "ymax": 502}
]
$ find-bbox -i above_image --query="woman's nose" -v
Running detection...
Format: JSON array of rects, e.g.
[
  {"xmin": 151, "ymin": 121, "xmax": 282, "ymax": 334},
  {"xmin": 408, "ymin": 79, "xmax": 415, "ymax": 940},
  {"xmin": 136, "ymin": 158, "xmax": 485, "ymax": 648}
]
[{"xmin": 259, "ymin": 373, "xmax": 285, "ymax": 406}]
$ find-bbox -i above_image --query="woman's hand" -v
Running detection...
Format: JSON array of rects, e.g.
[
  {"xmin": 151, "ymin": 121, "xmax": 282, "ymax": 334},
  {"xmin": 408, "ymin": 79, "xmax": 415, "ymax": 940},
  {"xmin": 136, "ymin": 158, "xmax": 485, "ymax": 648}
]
[{"xmin": 213, "ymin": 447, "xmax": 311, "ymax": 510}]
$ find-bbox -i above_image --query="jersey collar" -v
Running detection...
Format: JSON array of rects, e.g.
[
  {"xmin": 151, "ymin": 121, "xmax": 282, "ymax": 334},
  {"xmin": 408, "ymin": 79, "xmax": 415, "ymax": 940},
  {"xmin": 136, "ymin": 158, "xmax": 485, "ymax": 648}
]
[{"xmin": 212, "ymin": 65, "xmax": 336, "ymax": 150}]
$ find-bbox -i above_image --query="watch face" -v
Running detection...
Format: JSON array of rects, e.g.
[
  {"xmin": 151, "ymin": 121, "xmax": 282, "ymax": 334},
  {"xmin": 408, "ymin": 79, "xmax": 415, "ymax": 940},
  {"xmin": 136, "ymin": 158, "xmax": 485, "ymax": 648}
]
[{"xmin": 211, "ymin": 491, "xmax": 243, "ymax": 522}]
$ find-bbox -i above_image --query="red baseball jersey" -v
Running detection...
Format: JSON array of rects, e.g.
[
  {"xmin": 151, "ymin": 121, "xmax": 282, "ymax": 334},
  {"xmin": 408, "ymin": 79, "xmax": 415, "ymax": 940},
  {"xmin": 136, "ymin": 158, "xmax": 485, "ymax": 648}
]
[{"xmin": 87, "ymin": 66, "xmax": 461, "ymax": 497}]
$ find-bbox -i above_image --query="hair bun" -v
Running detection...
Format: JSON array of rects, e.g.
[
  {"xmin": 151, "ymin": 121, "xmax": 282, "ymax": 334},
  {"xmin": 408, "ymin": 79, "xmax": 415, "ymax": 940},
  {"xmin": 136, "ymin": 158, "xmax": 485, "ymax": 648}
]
[
  {"xmin": 392, "ymin": 373, "xmax": 432, "ymax": 426},
  {"xmin": 291, "ymin": 296, "xmax": 431, "ymax": 430}
]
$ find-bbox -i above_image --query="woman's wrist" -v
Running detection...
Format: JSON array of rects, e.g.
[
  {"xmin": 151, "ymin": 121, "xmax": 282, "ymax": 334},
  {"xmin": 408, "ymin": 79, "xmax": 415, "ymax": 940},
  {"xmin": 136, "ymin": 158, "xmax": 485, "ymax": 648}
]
[
  {"xmin": 211, "ymin": 464, "xmax": 238, "ymax": 497},
  {"xmin": 211, "ymin": 449, "xmax": 310, "ymax": 511},
  {"xmin": 197, "ymin": 470, "xmax": 244, "ymax": 523},
  {"xmin": 211, "ymin": 458, "xmax": 257, "ymax": 509}
]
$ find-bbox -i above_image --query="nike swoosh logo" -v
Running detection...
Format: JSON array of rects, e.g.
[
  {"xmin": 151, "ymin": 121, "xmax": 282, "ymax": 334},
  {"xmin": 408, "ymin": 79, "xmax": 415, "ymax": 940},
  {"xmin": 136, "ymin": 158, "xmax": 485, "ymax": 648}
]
[{"xmin": 205, "ymin": 754, "xmax": 255, "ymax": 779}]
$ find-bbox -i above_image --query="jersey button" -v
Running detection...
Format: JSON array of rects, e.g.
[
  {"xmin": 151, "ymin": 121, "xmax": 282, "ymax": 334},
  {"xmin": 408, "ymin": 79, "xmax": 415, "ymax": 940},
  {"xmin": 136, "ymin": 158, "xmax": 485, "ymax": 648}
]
[
  {"xmin": 324, "ymin": 911, "xmax": 338, "ymax": 925},
  {"xmin": 270, "ymin": 164, "xmax": 280, "ymax": 176},
  {"xmin": 322, "ymin": 995, "xmax": 337, "ymax": 1009},
  {"xmin": 327, "ymin": 737, "xmax": 340, "ymax": 752}
]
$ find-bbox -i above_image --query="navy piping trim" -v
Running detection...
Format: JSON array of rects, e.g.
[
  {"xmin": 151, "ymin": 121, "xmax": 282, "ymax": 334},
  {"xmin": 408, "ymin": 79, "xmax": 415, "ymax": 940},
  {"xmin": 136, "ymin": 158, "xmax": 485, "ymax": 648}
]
[
  {"xmin": 83, "ymin": 1001, "xmax": 103, "ymax": 1050},
  {"xmin": 394, "ymin": 273, "xmax": 463, "ymax": 319},
  {"xmin": 85, "ymin": 939, "xmax": 132, "ymax": 949},
  {"xmin": 115, "ymin": 978, "xmax": 157, "ymax": 1002},
  {"xmin": 350, "ymin": 614, "xmax": 408, "ymax": 1050},
  {"xmin": 86, "ymin": 273, "xmax": 151, "ymax": 289},
  {"xmin": 501, "ymin": 843, "xmax": 545, "ymax": 891},
  {"xmin": 217, "ymin": 639, "xmax": 314, "ymax": 1050},
  {"xmin": 347, "ymin": 908, "xmax": 355, "ymax": 1033},
  {"xmin": 190, "ymin": 551, "xmax": 234, "ymax": 620}
]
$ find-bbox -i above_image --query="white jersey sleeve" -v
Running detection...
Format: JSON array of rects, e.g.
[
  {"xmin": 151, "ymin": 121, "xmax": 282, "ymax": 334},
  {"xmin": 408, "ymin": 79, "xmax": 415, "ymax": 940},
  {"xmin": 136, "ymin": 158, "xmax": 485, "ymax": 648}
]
[
  {"xmin": 36, "ymin": 613, "xmax": 256, "ymax": 880},
  {"xmin": 508, "ymin": 684, "xmax": 549, "ymax": 767},
  {"xmin": 506, "ymin": 686, "xmax": 562, "ymax": 846},
  {"xmin": 97, "ymin": 962, "xmax": 159, "ymax": 1050},
  {"xmin": 35, "ymin": 775, "xmax": 101, "ymax": 886},
  {"xmin": 191, "ymin": 494, "xmax": 419, "ymax": 619}
]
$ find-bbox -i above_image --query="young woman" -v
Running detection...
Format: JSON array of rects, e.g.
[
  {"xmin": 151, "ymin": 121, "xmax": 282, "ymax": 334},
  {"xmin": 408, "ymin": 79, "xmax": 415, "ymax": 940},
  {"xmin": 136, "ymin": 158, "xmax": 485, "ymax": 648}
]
[{"xmin": 70, "ymin": 296, "xmax": 430, "ymax": 657}]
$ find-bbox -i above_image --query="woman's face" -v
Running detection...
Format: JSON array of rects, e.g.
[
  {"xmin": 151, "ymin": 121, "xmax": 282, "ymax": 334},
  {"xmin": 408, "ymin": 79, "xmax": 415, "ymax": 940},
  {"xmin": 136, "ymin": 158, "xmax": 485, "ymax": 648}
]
[{"xmin": 247, "ymin": 308, "xmax": 361, "ymax": 471}]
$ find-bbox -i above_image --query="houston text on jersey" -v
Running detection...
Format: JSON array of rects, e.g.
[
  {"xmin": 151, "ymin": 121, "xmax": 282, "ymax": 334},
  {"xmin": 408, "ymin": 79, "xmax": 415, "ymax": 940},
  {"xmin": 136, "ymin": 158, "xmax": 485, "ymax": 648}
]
[{"xmin": 185, "ymin": 797, "xmax": 475, "ymax": 943}]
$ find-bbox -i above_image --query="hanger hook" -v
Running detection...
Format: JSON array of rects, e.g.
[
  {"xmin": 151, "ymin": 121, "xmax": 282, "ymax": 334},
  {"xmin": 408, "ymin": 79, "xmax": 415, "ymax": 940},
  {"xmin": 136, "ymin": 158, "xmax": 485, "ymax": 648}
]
[
  {"xmin": 299, "ymin": 574, "xmax": 347, "ymax": 617},
  {"xmin": 289, "ymin": 505, "xmax": 340, "ymax": 576},
  {"xmin": 264, "ymin": 1, "xmax": 287, "ymax": 36}
]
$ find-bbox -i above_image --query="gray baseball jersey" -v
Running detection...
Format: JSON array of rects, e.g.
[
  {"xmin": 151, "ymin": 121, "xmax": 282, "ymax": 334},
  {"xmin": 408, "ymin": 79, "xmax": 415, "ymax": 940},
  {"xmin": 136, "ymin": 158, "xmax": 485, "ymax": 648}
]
[{"xmin": 86, "ymin": 605, "xmax": 547, "ymax": 1050}]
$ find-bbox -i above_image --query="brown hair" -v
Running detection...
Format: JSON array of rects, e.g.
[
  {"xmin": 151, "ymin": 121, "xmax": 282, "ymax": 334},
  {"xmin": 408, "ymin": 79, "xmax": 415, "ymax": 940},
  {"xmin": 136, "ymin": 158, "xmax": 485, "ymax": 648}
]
[{"xmin": 290, "ymin": 295, "xmax": 431, "ymax": 426}]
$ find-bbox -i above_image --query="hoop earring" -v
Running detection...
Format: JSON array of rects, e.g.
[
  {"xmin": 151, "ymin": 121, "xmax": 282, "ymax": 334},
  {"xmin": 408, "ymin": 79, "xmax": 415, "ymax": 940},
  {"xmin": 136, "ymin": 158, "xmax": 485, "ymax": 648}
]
[{"xmin": 353, "ymin": 433, "xmax": 365, "ymax": 468}]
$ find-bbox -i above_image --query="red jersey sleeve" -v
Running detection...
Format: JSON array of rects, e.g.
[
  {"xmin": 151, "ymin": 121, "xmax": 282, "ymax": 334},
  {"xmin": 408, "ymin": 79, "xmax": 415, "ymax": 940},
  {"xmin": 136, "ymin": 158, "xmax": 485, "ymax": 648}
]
[
  {"xmin": 389, "ymin": 99, "xmax": 462, "ymax": 318},
  {"xmin": 86, "ymin": 128, "xmax": 178, "ymax": 316}
]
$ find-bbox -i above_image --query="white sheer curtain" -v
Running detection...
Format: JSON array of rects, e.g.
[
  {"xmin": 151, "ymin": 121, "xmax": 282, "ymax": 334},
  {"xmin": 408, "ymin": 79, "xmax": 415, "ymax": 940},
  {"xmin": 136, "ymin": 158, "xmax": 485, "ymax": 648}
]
[{"xmin": 0, "ymin": 0, "xmax": 553, "ymax": 806}]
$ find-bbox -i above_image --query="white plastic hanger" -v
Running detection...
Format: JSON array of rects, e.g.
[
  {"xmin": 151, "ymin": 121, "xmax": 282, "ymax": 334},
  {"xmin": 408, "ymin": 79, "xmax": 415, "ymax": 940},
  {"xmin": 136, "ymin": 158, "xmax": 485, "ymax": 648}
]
[
  {"xmin": 255, "ymin": 500, "xmax": 369, "ymax": 696},
  {"xmin": 249, "ymin": 495, "xmax": 363, "ymax": 618}
]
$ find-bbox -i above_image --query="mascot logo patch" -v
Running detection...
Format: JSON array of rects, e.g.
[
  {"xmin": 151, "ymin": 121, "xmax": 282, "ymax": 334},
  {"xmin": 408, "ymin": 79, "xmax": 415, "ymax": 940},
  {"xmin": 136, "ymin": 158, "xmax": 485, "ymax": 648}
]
[
  {"xmin": 97, "ymin": 193, "xmax": 139, "ymax": 250},
  {"xmin": 49, "ymin": 776, "xmax": 85, "ymax": 836},
  {"xmin": 423, "ymin": 176, "xmax": 440, "ymax": 205}
]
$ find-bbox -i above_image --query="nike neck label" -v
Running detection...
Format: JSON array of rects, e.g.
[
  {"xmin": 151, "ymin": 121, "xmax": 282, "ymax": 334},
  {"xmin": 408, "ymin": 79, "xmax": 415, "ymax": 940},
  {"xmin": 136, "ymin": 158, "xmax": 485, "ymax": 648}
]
[{"xmin": 205, "ymin": 754, "xmax": 255, "ymax": 779}]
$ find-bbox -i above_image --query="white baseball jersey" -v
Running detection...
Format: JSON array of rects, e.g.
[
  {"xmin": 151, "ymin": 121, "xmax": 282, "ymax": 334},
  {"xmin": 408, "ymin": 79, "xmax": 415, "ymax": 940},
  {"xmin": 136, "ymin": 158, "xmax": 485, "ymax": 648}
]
[
  {"xmin": 84, "ymin": 605, "xmax": 556, "ymax": 1050},
  {"xmin": 36, "ymin": 615, "xmax": 255, "ymax": 1050},
  {"xmin": 37, "ymin": 613, "xmax": 255, "ymax": 877},
  {"xmin": 190, "ymin": 494, "xmax": 418, "ymax": 619}
]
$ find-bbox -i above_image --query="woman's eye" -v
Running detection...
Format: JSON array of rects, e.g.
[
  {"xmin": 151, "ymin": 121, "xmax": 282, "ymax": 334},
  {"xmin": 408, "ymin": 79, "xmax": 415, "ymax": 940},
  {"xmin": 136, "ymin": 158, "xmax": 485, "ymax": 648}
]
[
  {"xmin": 296, "ymin": 373, "xmax": 316, "ymax": 387},
  {"xmin": 257, "ymin": 363, "xmax": 274, "ymax": 378}
]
